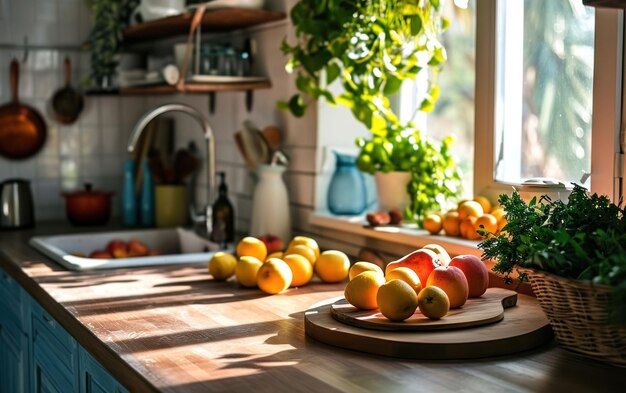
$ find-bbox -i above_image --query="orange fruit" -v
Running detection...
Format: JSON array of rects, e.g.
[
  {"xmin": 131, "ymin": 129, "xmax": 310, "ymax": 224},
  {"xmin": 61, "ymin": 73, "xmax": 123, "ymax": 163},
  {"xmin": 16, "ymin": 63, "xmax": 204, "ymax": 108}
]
[
  {"xmin": 344, "ymin": 271, "xmax": 385, "ymax": 310},
  {"xmin": 442, "ymin": 211, "xmax": 461, "ymax": 237},
  {"xmin": 385, "ymin": 267, "xmax": 422, "ymax": 295},
  {"xmin": 349, "ymin": 261, "xmax": 384, "ymax": 281},
  {"xmin": 283, "ymin": 254, "xmax": 313, "ymax": 287},
  {"xmin": 266, "ymin": 251, "xmax": 284, "ymax": 261},
  {"xmin": 460, "ymin": 217, "xmax": 477, "ymax": 239},
  {"xmin": 285, "ymin": 244, "xmax": 317, "ymax": 265},
  {"xmin": 235, "ymin": 256, "xmax": 263, "ymax": 287},
  {"xmin": 257, "ymin": 258, "xmax": 293, "ymax": 294},
  {"xmin": 476, "ymin": 214, "xmax": 498, "ymax": 236},
  {"xmin": 208, "ymin": 252, "xmax": 237, "ymax": 281},
  {"xmin": 457, "ymin": 201, "xmax": 484, "ymax": 220},
  {"xmin": 498, "ymin": 217, "xmax": 508, "ymax": 233},
  {"xmin": 288, "ymin": 236, "xmax": 320, "ymax": 259},
  {"xmin": 422, "ymin": 213, "xmax": 443, "ymax": 235},
  {"xmin": 236, "ymin": 237, "xmax": 267, "ymax": 261},
  {"xmin": 315, "ymin": 250, "xmax": 350, "ymax": 283},
  {"xmin": 474, "ymin": 196, "xmax": 492, "ymax": 214},
  {"xmin": 490, "ymin": 207, "xmax": 505, "ymax": 222},
  {"xmin": 417, "ymin": 285, "xmax": 450, "ymax": 319},
  {"xmin": 377, "ymin": 279, "xmax": 419, "ymax": 321}
]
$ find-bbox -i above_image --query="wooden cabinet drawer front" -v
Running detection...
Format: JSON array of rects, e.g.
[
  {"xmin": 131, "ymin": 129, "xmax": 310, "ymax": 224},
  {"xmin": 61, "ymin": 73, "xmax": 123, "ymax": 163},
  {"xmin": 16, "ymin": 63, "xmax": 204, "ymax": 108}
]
[
  {"xmin": 34, "ymin": 353, "xmax": 75, "ymax": 393},
  {"xmin": 79, "ymin": 348, "xmax": 128, "ymax": 393},
  {"xmin": 31, "ymin": 301, "xmax": 76, "ymax": 352},
  {"xmin": 33, "ymin": 317, "xmax": 78, "ymax": 381}
]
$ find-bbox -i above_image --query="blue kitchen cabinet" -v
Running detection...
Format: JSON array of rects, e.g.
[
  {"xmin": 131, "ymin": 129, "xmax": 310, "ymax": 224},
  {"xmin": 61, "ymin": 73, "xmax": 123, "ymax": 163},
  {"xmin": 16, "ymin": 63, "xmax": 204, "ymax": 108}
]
[
  {"xmin": 0, "ymin": 268, "xmax": 29, "ymax": 393},
  {"xmin": 0, "ymin": 266, "xmax": 128, "ymax": 393}
]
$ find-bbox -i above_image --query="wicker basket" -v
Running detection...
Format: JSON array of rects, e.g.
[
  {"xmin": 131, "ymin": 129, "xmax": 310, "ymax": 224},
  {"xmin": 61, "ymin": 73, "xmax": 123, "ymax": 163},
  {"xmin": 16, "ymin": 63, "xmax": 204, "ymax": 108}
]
[{"xmin": 522, "ymin": 268, "xmax": 626, "ymax": 366}]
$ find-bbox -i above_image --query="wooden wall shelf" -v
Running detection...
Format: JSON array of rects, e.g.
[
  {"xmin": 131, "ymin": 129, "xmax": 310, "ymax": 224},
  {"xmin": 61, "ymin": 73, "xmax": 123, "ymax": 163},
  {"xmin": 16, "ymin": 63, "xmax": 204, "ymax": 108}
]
[
  {"xmin": 583, "ymin": 0, "xmax": 626, "ymax": 8},
  {"xmin": 118, "ymin": 80, "xmax": 271, "ymax": 95},
  {"xmin": 123, "ymin": 8, "xmax": 286, "ymax": 43}
]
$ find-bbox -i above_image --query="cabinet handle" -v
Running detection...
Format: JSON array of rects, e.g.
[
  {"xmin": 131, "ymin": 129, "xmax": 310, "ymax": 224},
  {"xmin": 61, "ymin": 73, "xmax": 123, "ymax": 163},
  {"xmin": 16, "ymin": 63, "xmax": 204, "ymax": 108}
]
[{"xmin": 42, "ymin": 313, "xmax": 55, "ymax": 326}]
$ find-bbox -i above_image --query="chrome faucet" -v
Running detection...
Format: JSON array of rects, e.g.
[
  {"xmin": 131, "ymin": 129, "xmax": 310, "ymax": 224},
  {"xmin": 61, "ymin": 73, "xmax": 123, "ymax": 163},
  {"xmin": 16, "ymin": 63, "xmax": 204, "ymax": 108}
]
[{"xmin": 127, "ymin": 103, "xmax": 216, "ymax": 236}]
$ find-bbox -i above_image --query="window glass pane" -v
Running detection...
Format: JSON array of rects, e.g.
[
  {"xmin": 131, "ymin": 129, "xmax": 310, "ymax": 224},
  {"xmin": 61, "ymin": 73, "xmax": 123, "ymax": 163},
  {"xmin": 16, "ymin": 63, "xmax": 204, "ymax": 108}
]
[{"xmin": 494, "ymin": 0, "xmax": 594, "ymax": 185}]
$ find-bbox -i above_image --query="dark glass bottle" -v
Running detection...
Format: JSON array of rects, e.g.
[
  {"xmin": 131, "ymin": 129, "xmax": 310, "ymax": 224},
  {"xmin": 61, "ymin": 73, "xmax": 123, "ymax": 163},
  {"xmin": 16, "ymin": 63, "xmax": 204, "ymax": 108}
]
[{"xmin": 211, "ymin": 172, "xmax": 235, "ymax": 245}]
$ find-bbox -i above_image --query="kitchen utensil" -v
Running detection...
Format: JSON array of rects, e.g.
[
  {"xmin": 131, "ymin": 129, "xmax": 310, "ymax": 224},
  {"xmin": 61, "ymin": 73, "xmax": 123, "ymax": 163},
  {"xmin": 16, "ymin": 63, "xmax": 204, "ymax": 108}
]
[
  {"xmin": 240, "ymin": 121, "xmax": 269, "ymax": 168},
  {"xmin": 0, "ymin": 59, "xmax": 47, "ymax": 160},
  {"xmin": 174, "ymin": 149, "xmax": 199, "ymax": 183},
  {"xmin": 234, "ymin": 131, "xmax": 255, "ymax": 171},
  {"xmin": 0, "ymin": 178, "xmax": 34, "ymax": 229},
  {"xmin": 148, "ymin": 150, "xmax": 167, "ymax": 184},
  {"xmin": 262, "ymin": 126, "xmax": 282, "ymax": 151},
  {"xmin": 51, "ymin": 57, "xmax": 84, "ymax": 125},
  {"xmin": 62, "ymin": 183, "xmax": 114, "ymax": 226}
]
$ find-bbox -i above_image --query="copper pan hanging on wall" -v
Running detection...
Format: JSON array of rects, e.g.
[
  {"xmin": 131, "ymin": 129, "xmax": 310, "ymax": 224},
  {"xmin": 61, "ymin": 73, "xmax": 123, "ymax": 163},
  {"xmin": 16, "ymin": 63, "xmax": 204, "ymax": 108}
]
[{"xmin": 0, "ymin": 59, "xmax": 47, "ymax": 159}]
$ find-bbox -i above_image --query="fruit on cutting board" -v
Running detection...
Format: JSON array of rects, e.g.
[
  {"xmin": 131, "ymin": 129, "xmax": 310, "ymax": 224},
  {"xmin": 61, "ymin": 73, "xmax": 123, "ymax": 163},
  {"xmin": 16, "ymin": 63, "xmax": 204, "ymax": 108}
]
[
  {"xmin": 285, "ymin": 244, "xmax": 317, "ymax": 265},
  {"xmin": 344, "ymin": 271, "xmax": 385, "ymax": 310},
  {"xmin": 257, "ymin": 258, "xmax": 293, "ymax": 294},
  {"xmin": 449, "ymin": 255, "xmax": 489, "ymax": 297},
  {"xmin": 385, "ymin": 267, "xmax": 422, "ymax": 296},
  {"xmin": 349, "ymin": 261, "xmax": 384, "ymax": 281},
  {"xmin": 426, "ymin": 266, "xmax": 469, "ymax": 308},
  {"xmin": 208, "ymin": 252, "xmax": 237, "ymax": 281},
  {"xmin": 377, "ymin": 279, "xmax": 419, "ymax": 321},
  {"xmin": 283, "ymin": 254, "xmax": 313, "ymax": 287},
  {"xmin": 417, "ymin": 285, "xmax": 450, "ymax": 319},
  {"xmin": 235, "ymin": 256, "xmax": 263, "ymax": 287},
  {"xmin": 315, "ymin": 250, "xmax": 350, "ymax": 283},
  {"xmin": 288, "ymin": 236, "xmax": 320, "ymax": 259},
  {"xmin": 237, "ymin": 237, "xmax": 268, "ymax": 261},
  {"xmin": 258, "ymin": 234, "xmax": 284, "ymax": 254},
  {"xmin": 385, "ymin": 248, "xmax": 442, "ymax": 288}
]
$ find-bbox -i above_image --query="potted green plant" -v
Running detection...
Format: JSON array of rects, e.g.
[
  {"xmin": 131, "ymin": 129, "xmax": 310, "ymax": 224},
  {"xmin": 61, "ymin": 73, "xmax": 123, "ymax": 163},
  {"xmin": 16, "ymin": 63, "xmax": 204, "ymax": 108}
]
[
  {"xmin": 280, "ymin": 0, "xmax": 461, "ymax": 222},
  {"xmin": 478, "ymin": 184, "xmax": 626, "ymax": 366},
  {"xmin": 86, "ymin": 0, "xmax": 139, "ymax": 89}
]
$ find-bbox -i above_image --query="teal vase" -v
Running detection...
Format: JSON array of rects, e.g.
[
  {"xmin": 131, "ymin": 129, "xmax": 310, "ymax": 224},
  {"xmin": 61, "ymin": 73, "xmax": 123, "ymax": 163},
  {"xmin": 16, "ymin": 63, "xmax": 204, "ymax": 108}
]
[{"xmin": 327, "ymin": 152, "xmax": 367, "ymax": 215}]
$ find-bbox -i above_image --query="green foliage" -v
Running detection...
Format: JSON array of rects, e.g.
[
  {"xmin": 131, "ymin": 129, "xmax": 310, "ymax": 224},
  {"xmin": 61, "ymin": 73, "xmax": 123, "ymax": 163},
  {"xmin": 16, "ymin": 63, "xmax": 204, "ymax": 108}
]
[
  {"xmin": 478, "ymin": 184, "xmax": 626, "ymax": 323},
  {"xmin": 87, "ymin": 0, "xmax": 138, "ymax": 86},
  {"xmin": 281, "ymin": 0, "xmax": 461, "ymax": 221}
]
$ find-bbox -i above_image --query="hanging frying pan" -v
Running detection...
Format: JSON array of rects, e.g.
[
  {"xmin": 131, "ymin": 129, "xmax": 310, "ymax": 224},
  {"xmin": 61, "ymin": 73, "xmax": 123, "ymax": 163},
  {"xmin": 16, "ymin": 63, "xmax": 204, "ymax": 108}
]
[
  {"xmin": 0, "ymin": 59, "xmax": 47, "ymax": 159},
  {"xmin": 51, "ymin": 57, "xmax": 84, "ymax": 124}
]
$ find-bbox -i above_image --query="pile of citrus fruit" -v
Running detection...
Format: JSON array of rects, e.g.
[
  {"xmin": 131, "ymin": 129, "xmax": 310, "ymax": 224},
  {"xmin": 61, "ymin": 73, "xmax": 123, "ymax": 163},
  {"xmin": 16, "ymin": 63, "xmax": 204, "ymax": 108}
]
[
  {"xmin": 422, "ymin": 196, "xmax": 507, "ymax": 240},
  {"xmin": 344, "ymin": 244, "xmax": 490, "ymax": 321},
  {"xmin": 208, "ymin": 235, "xmax": 351, "ymax": 295}
]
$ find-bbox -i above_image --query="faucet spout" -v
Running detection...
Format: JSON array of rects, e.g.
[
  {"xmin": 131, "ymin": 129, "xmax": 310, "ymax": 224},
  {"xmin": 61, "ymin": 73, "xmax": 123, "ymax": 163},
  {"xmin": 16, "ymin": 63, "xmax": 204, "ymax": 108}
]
[{"xmin": 127, "ymin": 103, "xmax": 216, "ymax": 235}]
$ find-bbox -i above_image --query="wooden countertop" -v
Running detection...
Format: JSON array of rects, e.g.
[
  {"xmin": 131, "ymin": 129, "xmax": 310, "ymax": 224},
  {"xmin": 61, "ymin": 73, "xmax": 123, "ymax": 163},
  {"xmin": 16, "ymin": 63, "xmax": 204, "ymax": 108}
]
[{"xmin": 1, "ymin": 223, "xmax": 625, "ymax": 392}]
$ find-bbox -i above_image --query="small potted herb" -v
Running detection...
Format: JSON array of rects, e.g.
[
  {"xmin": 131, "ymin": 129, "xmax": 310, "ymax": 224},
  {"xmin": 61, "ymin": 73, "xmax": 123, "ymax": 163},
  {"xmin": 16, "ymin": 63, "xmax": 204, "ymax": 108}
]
[{"xmin": 478, "ymin": 184, "xmax": 626, "ymax": 366}]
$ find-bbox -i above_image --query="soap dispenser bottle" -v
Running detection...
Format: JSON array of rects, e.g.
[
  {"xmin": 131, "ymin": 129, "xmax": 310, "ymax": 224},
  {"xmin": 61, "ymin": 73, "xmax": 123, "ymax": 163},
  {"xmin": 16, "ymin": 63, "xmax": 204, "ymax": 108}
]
[{"xmin": 211, "ymin": 172, "xmax": 234, "ymax": 245}]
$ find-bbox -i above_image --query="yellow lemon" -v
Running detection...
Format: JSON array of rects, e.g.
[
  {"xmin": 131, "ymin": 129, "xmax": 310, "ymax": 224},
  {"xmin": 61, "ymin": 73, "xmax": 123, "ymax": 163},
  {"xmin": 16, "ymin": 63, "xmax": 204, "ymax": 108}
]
[
  {"xmin": 257, "ymin": 258, "xmax": 293, "ymax": 294},
  {"xmin": 236, "ymin": 237, "xmax": 267, "ymax": 261},
  {"xmin": 208, "ymin": 252, "xmax": 237, "ymax": 281},
  {"xmin": 377, "ymin": 279, "xmax": 419, "ymax": 321},
  {"xmin": 457, "ymin": 200, "xmax": 484, "ymax": 220},
  {"xmin": 385, "ymin": 267, "xmax": 422, "ymax": 296},
  {"xmin": 288, "ymin": 236, "xmax": 320, "ymax": 259},
  {"xmin": 474, "ymin": 196, "xmax": 492, "ymax": 214},
  {"xmin": 283, "ymin": 254, "xmax": 313, "ymax": 287},
  {"xmin": 349, "ymin": 261, "xmax": 384, "ymax": 281},
  {"xmin": 285, "ymin": 244, "xmax": 317, "ymax": 265},
  {"xmin": 266, "ymin": 251, "xmax": 284, "ymax": 261},
  {"xmin": 235, "ymin": 256, "xmax": 263, "ymax": 287},
  {"xmin": 315, "ymin": 250, "xmax": 350, "ymax": 283},
  {"xmin": 417, "ymin": 285, "xmax": 450, "ymax": 319},
  {"xmin": 344, "ymin": 271, "xmax": 385, "ymax": 310}
]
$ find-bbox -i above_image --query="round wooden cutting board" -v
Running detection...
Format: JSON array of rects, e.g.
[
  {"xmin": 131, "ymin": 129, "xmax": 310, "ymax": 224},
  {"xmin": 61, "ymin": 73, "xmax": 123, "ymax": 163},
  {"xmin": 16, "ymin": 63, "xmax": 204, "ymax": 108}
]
[
  {"xmin": 331, "ymin": 288, "xmax": 517, "ymax": 331},
  {"xmin": 305, "ymin": 291, "xmax": 553, "ymax": 360}
]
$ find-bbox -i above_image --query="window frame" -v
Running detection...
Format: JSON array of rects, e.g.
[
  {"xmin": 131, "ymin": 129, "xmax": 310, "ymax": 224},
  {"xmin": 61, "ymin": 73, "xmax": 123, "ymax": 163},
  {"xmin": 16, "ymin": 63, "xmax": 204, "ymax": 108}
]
[{"xmin": 473, "ymin": 1, "xmax": 624, "ymax": 202}]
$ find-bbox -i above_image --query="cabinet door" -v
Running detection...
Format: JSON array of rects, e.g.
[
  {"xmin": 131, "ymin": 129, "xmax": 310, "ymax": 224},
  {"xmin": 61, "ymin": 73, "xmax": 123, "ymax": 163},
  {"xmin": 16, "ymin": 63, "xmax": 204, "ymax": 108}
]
[
  {"xmin": 0, "ymin": 327, "xmax": 27, "ymax": 393},
  {"xmin": 33, "ymin": 353, "xmax": 75, "ymax": 393},
  {"xmin": 79, "ymin": 348, "xmax": 127, "ymax": 393}
]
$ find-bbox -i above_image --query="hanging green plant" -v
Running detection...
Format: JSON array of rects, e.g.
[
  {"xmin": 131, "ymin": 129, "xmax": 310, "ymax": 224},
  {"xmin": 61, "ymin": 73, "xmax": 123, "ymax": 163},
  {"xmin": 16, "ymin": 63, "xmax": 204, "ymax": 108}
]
[
  {"xmin": 280, "ymin": 0, "xmax": 461, "ymax": 222},
  {"xmin": 86, "ymin": 0, "xmax": 138, "ymax": 89}
]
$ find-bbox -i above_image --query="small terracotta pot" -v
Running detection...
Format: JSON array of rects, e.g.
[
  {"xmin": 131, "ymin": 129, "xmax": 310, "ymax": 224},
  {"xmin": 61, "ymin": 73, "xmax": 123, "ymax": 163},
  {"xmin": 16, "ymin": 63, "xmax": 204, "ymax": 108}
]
[{"xmin": 62, "ymin": 183, "xmax": 114, "ymax": 226}]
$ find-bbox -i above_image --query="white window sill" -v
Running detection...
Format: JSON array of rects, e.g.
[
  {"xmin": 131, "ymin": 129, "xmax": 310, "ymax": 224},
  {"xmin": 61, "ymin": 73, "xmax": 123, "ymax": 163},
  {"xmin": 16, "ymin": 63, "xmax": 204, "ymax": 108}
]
[{"xmin": 309, "ymin": 211, "xmax": 484, "ymax": 258}]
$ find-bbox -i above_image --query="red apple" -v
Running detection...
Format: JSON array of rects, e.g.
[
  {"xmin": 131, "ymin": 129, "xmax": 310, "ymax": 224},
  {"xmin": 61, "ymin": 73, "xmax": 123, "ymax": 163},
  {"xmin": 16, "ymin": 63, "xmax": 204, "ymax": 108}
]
[
  {"xmin": 149, "ymin": 249, "xmax": 164, "ymax": 256},
  {"xmin": 106, "ymin": 240, "xmax": 128, "ymax": 259},
  {"xmin": 426, "ymin": 266, "xmax": 469, "ymax": 308},
  {"xmin": 385, "ymin": 249, "xmax": 442, "ymax": 287},
  {"xmin": 422, "ymin": 244, "xmax": 451, "ymax": 266},
  {"xmin": 128, "ymin": 239, "xmax": 150, "ymax": 257},
  {"xmin": 449, "ymin": 254, "xmax": 489, "ymax": 297},
  {"xmin": 258, "ymin": 234, "xmax": 284, "ymax": 254},
  {"xmin": 89, "ymin": 250, "xmax": 113, "ymax": 259}
]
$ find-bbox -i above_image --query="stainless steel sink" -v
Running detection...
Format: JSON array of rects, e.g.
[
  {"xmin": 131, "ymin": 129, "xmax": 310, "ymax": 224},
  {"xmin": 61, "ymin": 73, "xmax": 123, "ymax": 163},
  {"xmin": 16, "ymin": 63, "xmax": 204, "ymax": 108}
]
[{"xmin": 30, "ymin": 228, "xmax": 233, "ymax": 271}]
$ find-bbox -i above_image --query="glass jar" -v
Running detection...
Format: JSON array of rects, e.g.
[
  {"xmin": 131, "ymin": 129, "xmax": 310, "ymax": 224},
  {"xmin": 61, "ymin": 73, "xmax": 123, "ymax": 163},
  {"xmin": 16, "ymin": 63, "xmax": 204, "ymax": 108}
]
[{"xmin": 327, "ymin": 151, "xmax": 367, "ymax": 215}]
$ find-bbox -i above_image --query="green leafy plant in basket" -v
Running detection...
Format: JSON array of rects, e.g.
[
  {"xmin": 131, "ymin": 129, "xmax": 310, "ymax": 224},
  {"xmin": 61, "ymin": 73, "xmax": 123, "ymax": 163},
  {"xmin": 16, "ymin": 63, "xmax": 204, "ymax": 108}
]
[
  {"xmin": 478, "ymin": 184, "xmax": 626, "ymax": 323},
  {"xmin": 280, "ymin": 0, "xmax": 461, "ymax": 222}
]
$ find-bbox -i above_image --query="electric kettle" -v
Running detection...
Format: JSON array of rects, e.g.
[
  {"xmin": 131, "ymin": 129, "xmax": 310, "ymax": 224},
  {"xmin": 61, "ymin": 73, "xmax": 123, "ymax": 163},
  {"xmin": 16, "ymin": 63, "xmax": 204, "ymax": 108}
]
[{"xmin": 0, "ymin": 178, "xmax": 35, "ymax": 229}]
